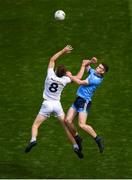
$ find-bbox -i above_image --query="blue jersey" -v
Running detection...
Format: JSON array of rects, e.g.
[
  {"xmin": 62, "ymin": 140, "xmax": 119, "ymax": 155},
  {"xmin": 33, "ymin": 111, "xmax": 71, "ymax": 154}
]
[{"xmin": 77, "ymin": 68, "xmax": 103, "ymax": 101}]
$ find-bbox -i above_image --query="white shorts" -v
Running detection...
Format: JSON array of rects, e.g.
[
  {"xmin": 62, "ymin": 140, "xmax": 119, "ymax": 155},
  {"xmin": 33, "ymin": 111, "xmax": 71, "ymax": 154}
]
[{"xmin": 38, "ymin": 100, "xmax": 64, "ymax": 117}]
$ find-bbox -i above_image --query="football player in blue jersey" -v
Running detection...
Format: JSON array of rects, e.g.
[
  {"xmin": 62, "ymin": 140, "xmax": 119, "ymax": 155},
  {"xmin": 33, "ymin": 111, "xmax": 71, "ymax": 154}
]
[{"xmin": 65, "ymin": 57, "xmax": 109, "ymax": 154}]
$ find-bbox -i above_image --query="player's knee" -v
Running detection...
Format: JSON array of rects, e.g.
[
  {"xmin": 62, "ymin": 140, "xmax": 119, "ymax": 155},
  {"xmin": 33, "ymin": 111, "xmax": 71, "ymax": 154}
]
[
  {"xmin": 32, "ymin": 124, "xmax": 37, "ymax": 130},
  {"xmin": 78, "ymin": 122, "xmax": 85, "ymax": 129},
  {"xmin": 65, "ymin": 116, "xmax": 72, "ymax": 124},
  {"xmin": 32, "ymin": 121, "xmax": 40, "ymax": 129}
]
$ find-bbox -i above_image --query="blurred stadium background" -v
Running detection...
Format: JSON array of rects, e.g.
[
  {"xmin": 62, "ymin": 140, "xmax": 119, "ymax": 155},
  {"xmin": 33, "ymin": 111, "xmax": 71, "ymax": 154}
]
[{"xmin": 0, "ymin": 0, "xmax": 132, "ymax": 178}]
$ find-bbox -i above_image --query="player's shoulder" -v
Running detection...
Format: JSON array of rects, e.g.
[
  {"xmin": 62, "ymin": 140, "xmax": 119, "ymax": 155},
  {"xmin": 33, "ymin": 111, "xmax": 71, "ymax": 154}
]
[
  {"xmin": 89, "ymin": 67, "xmax": 95, "ymax": 74},
  {"xmin": 47, "ymin": 68, "xmax": 56, "ymax": 77},
  {"xmin": 61, "ymin": 76, "xmax": 71, "ymax": 83},
  {"xmin": 47, "ymin": 67, "xmax": 54, "ymax": 73},
  {"xmin": 62, "ymin": 75, "xmax": 70, "ymax": 80}
]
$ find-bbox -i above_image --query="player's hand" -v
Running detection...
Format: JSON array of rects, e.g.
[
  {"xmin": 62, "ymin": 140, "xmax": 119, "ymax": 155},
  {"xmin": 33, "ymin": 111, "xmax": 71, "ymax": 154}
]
[
  {"xmin": 91, "ymin": 57, "xmax": 97, "ymax": 64},
  {"xmin": 63, "ymin": 45, "xmax": 73, "ymax": 53},
  {"xmin": 82, "ymin": 60, "xmax": 91, "ymax": 66},
  {"xmin": 66, "ymin": 71, "xmax": 72, "ymax": 77}
]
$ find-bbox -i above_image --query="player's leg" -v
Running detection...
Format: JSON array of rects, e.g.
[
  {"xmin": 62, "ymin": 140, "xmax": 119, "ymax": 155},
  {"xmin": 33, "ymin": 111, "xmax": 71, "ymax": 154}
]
[
  {"xmin": 65, "ymin": 107, "xmax": 78, "ymax": 136},
  {"xmin": 58, "ymin": 114, "xmax": 83, "ymax": 159},
  {"xmin": 25, "ymin": 100, "xmax": 51, "ymax": 153},
  {"xmin": 25, "ymin": 114, "xmax": 47, "ymax": 153},
  {"xmin": 58, "ymin": 113, "xmax": 77, "ymax": 145},
  {"xmin": 78, "ymin": 112, "xmax": 104, "ymax": 153},
  {"xmin": 65, "ymin": 107, "xmax": 83, "ymax": 151},
  {"xmin": 31, "ymin": 114, "xmax": 47, "ymax": 142},
  {"xmin": 78, "ymin": 112, "xmax": 97, "ymax": 137},
  {"xmin": 55, "ymin": 101, "xmax": 83, "ymax": 159}
]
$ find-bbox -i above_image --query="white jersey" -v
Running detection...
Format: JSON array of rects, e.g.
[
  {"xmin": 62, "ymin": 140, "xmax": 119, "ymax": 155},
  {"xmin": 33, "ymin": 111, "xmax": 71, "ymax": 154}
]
[{"xmin": 43, "ymin": 68, "xmax": 71, "ymax": 101}]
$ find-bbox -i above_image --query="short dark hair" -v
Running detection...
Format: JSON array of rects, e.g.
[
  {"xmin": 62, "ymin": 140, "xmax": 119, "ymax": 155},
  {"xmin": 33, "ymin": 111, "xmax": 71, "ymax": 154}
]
[
  {"xmin": 101, "ymin": 63, "xmax": 109, "ymax": 73},
  {"xmin": 56, "ymin": 65, "xmax": 67, "ymax": 77}
]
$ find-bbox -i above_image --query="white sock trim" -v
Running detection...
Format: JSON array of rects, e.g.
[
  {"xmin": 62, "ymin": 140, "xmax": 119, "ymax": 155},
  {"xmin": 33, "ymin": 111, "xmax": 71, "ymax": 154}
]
[
  {"xmin": 30, "ymin": 137, "xmax": 36, "ymax": 142},
  {"xmin": 73, "ymin": 144, "xmax": 79, "ymax": 149}
]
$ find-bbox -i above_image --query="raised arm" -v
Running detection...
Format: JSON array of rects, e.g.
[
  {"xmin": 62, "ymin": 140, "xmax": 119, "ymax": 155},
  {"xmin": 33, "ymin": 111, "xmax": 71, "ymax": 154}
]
[
  {"xmin": 75, "ymin": 57, "xmax": 97, "ymax": 79},
  {"xmin": 48, "ymin": 45, "xmax": 73, "ymax": 69},
  {"xmin": 75, "ymin": 60, "xmax": 91, "ymax": 79},
  {"xmin": 85, "ymin": 57, "xmax": 97, "ymax": 72},
  {"xmin": 66, "ymin": 57, "xmax": 97, "ymax": 85}
]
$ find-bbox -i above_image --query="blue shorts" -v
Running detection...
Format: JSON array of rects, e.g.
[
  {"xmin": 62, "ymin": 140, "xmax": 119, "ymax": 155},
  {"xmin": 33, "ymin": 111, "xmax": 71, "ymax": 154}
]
[{"xmin": 71, "ymin": 96, "xmax": 92, "ymax": 113}]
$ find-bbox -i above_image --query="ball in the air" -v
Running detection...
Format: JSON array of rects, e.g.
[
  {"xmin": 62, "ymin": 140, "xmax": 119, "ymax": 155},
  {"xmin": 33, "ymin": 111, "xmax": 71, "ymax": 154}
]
[{"xmin": 54, "ymin": 10, "xmax": 66, "ymax": 20}]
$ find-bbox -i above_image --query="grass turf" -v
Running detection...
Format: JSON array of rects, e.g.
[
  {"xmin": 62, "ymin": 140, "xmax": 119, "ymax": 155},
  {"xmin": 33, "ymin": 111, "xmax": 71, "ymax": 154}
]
[{"xmin": 0, "ymin": 0, "xmax": 132, "ymax": 178}]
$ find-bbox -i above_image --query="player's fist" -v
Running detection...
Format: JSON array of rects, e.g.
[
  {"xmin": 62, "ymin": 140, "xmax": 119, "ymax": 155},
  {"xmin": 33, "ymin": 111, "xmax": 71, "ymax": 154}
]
[
  {"xmin": 91, "ymin": 57, "xmax": 97, "ymax": 64},
  {"xmin": 66, "ymin": 71, "xmax": 72, "ymax": 77},
  {"xmin": 82, "ymin": 60, "xmax": 91, "ymax": 66}
]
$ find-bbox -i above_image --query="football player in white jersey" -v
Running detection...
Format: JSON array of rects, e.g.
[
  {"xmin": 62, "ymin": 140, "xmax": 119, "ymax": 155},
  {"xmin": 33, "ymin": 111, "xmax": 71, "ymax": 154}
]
[{"xmin": 25, "ymin": 45, "xmax": 86, "ymax": 158}]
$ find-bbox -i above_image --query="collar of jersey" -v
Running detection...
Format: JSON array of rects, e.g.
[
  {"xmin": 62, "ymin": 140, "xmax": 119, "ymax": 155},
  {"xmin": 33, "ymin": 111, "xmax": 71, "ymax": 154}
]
[{"xmin": 94, "ymin": 72, "xmax": 103, "ymax": 78}]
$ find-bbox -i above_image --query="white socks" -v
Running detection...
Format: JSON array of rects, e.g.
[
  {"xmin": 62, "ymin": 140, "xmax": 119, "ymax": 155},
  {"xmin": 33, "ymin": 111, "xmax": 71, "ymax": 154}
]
[
  {"xmin": 73, "ymin": 144, "xmax": 79, "ymax": 149},
  {"xmin": 30, "ymin": 137, "xmax": 36, "ymax": 143}
]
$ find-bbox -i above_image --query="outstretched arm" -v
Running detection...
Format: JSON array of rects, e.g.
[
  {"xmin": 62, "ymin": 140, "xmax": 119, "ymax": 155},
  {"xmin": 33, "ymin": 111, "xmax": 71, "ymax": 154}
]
[
  {"xmin": 75, "ymin": 57, "xmax": 97, "ymax": 79},
  {"xmin": 66, "ymin": 57, "xmax": 97, "ymax": 85},
  {"xmin": 66, "ymin": 71, "xmax": 88, "ymax": 85},
  {"xmin": 85, "ymin": 57, "xmax": 97, "ymax": 72},
  {"xmin": 75, "ymin": 60, "xmax": 91, "ymax": 79},
  {"xmin": 48, "ymin": 45, "xmax": 73, "ymax": 69}
]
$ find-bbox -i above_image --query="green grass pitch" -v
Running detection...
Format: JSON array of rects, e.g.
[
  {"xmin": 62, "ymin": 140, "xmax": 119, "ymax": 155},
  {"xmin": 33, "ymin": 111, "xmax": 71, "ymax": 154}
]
[{"xmin": 0, "ymin": 0, "xmax": 132, "ymax": 178}]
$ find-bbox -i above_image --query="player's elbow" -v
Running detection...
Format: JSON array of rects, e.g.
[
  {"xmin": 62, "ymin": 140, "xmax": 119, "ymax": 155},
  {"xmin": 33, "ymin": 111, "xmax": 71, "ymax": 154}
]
[
  {"xmin": 50, "ymin": 57, "xmax": 55, "ymax": 62},
  {"xmin": 79, "ymin": 80, "xmax": 88, "ymax": 85},
  {"xmin": 78, "ymin": 81, "xmax": 84, "ymax": 85}
]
